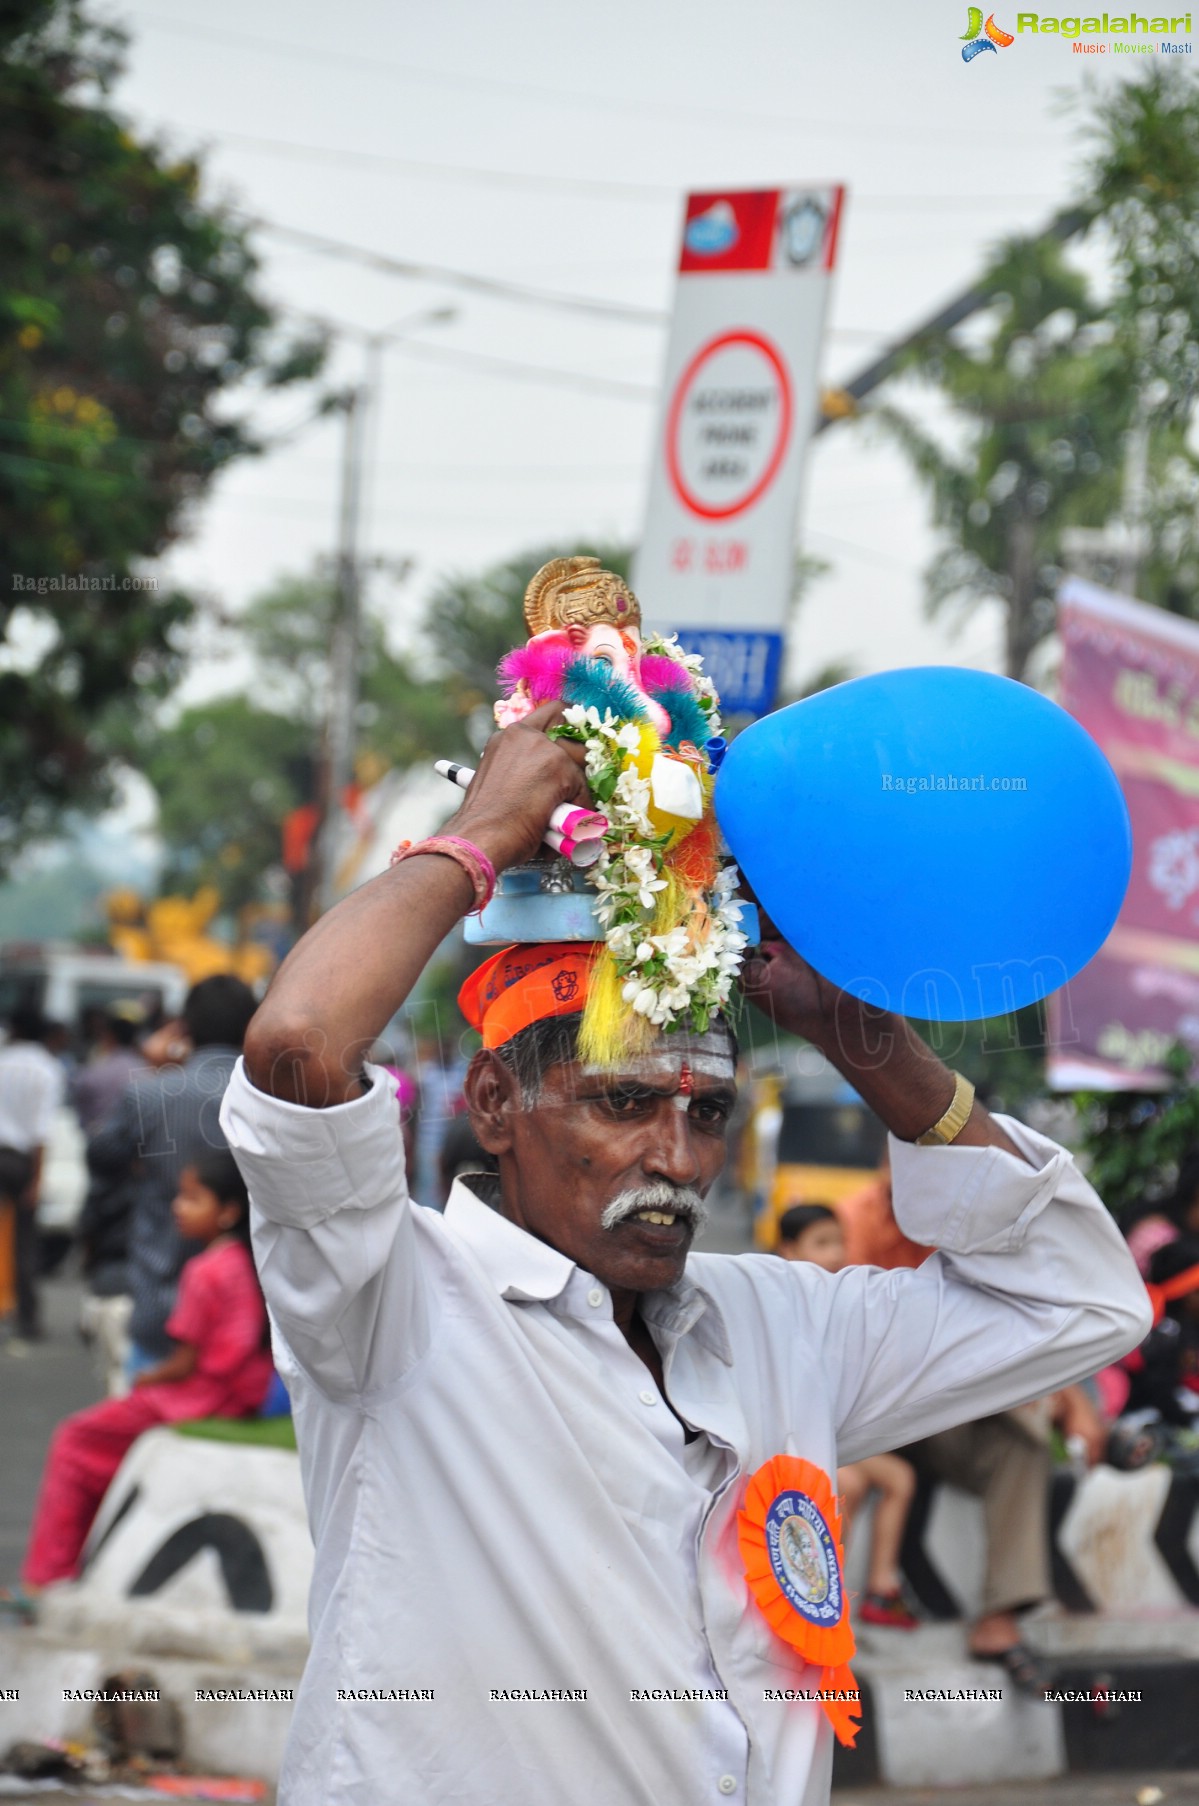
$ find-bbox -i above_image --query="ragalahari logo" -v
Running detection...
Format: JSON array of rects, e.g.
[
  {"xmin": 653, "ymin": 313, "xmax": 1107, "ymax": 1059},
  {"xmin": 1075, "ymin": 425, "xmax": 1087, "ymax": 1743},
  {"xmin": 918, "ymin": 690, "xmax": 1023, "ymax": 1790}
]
[{"xmin": 961, "ymin": 7, "xmax": 1015, "ymax": 57}]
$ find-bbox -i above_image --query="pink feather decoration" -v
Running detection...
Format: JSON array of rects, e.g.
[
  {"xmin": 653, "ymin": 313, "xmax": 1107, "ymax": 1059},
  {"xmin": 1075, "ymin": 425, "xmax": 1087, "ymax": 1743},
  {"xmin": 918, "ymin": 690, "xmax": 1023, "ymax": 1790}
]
[
  {"xmin": 638, "ymin": 654, "xmax": 690, "ymax": 693},
  {"xmin": 497, "ymin": 636, "xmax": 574, "ymax": 702}
]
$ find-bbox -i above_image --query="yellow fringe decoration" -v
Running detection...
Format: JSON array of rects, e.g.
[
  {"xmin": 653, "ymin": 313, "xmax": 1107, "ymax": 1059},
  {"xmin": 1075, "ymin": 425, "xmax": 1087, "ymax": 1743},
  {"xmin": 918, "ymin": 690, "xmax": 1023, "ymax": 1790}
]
[{"xmin": 579, "ymin": 866, "xmax": 689, "ymax": 1068}]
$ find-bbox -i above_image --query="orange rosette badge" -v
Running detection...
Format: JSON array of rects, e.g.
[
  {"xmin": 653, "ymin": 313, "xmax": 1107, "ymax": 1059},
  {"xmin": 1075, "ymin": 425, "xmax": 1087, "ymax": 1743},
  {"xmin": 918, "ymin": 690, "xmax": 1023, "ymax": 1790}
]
[{"xmin": 737, "ymin": 1455, "xmax": 862, "ymax": 1747}]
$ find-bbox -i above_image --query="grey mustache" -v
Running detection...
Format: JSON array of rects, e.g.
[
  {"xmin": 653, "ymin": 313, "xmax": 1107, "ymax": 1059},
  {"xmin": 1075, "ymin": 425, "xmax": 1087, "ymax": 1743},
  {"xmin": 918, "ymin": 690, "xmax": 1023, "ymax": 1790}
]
[{"xmin": 600, "ymin": 1182, "xmax": 708, "ymax": 1235}]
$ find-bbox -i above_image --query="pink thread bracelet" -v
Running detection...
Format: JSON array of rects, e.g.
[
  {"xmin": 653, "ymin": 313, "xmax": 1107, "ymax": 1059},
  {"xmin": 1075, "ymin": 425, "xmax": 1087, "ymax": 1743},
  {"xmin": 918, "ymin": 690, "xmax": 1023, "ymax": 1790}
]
[{"xmin": 389, "ymin": 835, "xmax": 496, "ymax": 915}]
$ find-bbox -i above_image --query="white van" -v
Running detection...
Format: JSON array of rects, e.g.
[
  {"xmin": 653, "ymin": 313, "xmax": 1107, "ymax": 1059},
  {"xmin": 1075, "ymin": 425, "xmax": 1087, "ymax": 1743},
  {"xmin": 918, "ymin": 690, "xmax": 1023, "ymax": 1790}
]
[
  {"xmin": 0, "ymin": 944, "xmax": 188, "ymax": 1235},
  {"xmin": 0, "ymin": 943, "xmax": 188, "ymax": 1045}
]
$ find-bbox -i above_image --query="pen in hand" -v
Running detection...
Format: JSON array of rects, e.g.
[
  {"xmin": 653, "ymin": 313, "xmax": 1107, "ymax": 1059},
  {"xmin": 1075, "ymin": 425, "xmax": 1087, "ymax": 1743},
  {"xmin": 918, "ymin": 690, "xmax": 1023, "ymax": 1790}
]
[{"xmin": 434, "ymin": 761, "xmax": 607, "ymax": 870}]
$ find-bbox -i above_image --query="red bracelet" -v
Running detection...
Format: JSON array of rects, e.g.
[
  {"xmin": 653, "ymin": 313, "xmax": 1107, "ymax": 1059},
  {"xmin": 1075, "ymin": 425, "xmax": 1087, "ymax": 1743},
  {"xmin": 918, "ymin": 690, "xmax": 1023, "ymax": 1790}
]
[{"xmin": 389, "ymin": 834, "xmax": 496, "ymax": 915}]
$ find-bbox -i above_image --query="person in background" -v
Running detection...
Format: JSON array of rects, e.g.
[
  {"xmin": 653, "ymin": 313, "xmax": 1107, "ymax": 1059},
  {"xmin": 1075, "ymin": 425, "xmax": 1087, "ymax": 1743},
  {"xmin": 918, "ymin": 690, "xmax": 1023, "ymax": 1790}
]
[
  {"xmin": 0, "ymin": 1148, "xmax": 31, "ymax": 1334},
  {"xmin": 838, "ymin": 1145, "xmax": 933, "ymax": 1270},
  {"xmin": 76, "ymin": 1138, "xmax": 139, "ymax": 1399},
  {"xmin": 1124, "ymin": 1153, "xmax": 1199, "ymax": 1279},
  {"xmin": 9, "ymin": 1150, "xmax": 274, "ymax": 1612},
  {"xmin": 70, "ymin": 1002, "xmax": 147, "ymax": 1136},
  {"xmin": 0, "ymin": 1006, "xmax": 67, "ymax": 1346},
  {"xmin": 376, "ymin": 1058, "xmax": 419, "ymax": 1182},
  {"xmin": 88, "ymin": 976, "xmax": 257, "ymax": 1381},
  {"xmin": 1123, "ymin": 1236, "xmax": 1199, "ymax": 1428},
  {"xmin": 777, "ymin": 1204, "xmax": 920, "ymax": 1629},
  {"xmin": 412, "ymin": 1031, "xmax": 466, "ymax": 1206}
]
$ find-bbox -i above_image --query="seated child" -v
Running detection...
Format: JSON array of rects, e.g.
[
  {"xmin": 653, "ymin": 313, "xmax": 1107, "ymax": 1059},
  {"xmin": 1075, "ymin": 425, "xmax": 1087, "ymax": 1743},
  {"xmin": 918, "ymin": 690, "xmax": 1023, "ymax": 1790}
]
[
  {"xmin": 16, "ymin": 1151, "xmax": 275, "ymax": 1600},
  {"xmin": 777, "ymin": 1203, "xmax": 920, "ymax": 1629}
]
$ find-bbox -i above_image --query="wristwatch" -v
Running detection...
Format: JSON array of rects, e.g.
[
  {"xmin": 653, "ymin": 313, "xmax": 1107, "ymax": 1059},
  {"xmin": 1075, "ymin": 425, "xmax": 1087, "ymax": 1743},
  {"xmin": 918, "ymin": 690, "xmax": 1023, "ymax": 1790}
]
[{"xmin": 915, "ymin": 1070, "xmax": 975, "ymax": 1145}]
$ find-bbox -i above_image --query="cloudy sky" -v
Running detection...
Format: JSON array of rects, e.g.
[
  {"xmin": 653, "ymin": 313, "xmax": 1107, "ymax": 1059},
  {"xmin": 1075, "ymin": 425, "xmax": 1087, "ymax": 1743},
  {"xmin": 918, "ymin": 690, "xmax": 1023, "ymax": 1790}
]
[{"xmin": 107, "ymin": 0, "xmax": 1132, "ymax": 697}]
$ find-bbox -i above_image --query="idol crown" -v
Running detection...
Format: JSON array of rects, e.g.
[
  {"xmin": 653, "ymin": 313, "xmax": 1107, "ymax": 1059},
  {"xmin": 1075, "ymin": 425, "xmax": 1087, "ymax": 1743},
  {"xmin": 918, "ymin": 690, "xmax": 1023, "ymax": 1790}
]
[{"xmin": 524, "ymin": 556, "xmax": 642, "ymax": 638}]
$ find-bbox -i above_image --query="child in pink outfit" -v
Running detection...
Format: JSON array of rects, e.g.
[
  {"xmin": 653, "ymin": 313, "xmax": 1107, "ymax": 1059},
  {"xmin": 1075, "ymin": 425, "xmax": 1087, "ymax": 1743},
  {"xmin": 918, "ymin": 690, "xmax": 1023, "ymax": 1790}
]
[{"xmin": 21, "ymin": 1151, "xmax": 274, "ymax": 1591}]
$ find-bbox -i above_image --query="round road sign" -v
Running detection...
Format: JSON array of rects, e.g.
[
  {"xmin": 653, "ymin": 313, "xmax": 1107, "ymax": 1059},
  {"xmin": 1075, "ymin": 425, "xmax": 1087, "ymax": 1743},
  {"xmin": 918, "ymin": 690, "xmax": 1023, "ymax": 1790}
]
[{"xmin": 664, "ymin": 328, "xmax": 793, "ymax": 522}]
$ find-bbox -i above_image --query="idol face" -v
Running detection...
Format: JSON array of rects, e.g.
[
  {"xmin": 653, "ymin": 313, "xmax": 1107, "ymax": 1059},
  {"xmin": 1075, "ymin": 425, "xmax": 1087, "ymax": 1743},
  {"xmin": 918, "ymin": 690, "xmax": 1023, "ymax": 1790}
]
[{"xmin": 563, "ymin": 623, "xmax": 673, "ymax": 737}]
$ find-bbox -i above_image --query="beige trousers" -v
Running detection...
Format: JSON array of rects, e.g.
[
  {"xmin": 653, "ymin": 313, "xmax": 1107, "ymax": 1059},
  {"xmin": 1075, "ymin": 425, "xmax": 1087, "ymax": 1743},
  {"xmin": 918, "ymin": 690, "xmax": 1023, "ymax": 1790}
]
[{"xmin": 911, "ymin": 1412, "xmax": 1052, "ymax": 1618}]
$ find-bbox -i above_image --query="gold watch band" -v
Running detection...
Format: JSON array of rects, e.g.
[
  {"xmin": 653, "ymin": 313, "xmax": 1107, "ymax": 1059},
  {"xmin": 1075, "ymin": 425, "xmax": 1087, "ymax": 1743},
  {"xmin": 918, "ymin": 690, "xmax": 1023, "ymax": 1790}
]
[{"xmin": 915, "ymin": 1070, "xmax": 976, "ymax": 1146}]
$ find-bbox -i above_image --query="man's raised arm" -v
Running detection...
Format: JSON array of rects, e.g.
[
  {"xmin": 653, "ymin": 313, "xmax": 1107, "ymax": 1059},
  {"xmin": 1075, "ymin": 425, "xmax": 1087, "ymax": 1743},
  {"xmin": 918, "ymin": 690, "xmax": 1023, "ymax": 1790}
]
[
  {"xmin": 742, "ymin": 938, "xmax": 1152, "ymax": 1454},
  {"xmin": 242, "ymin": 705, "xmax": 591, "ymax": 1107}
]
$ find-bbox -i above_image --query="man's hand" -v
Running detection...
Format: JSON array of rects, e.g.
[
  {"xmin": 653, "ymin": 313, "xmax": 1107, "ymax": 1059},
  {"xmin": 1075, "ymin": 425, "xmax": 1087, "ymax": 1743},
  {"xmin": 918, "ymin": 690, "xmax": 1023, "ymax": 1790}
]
[
  {"xmin": 243, "ymin": 703, "xmax": 593, "ymax": 1105},
  {"xmin": 739, "ymin": 920, "xmax": 1025, "ymax": 1159},
  {"xmin": 740, "ymin": 937, "xmax": 847, "ymax": 1047},
  {"xmin": 443, "ymin": 702, "xmax": 591, "ymax": 874}
]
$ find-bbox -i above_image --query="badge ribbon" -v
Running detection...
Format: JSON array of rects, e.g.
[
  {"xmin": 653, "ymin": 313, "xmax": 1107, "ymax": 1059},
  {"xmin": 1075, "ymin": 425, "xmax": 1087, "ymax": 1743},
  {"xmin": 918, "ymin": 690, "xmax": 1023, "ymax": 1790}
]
[{"xmin": 737, "ymin": 1455, "xmax": 862, "ymax": 1747}]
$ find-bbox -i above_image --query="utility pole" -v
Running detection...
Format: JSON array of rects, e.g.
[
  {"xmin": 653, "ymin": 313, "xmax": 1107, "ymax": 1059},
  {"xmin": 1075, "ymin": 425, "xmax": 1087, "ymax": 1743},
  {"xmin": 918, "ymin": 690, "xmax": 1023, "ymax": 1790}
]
[
  {"xmin": 308, "ymin": 306, "xmax": 456, "ymax": 921},
  {"xmin": 316, "ymin": 340, "xmax": 379, "ymax": 918}
]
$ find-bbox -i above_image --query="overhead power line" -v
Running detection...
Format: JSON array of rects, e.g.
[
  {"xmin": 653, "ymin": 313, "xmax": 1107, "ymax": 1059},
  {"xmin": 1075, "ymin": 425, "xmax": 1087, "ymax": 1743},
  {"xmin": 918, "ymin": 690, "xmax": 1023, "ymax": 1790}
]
[
  {"xmin": 388, "ymin": 338, "xmax": 656, "ymax": 400},
  {"xmin": 179, "ymin": 124, "xmax": 1060, "ymax": 213},
  {"xmin": 203, "ymin": 130, "xmax": 678, "ymax": 202},
  {"xmin": 285, "ymin": 301, "xmax": 657, "ymax": 401},
  {"xmin": 126, "ymin": 12, "xmax": 1061, "ymax": 148},
  {"xmin": 242, "ymin": 215, "xmax": 670, "ymax": 325},
  {"xmin": 246, "ymin": 213, "xmax": 897, "ymax": 344}
]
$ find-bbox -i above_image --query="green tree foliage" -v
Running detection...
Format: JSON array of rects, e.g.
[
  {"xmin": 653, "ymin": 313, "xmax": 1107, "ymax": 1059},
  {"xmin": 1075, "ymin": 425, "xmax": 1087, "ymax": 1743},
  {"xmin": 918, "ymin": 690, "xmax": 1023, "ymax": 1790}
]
[
  {"xmin": 140, "ymin": 570, "xmax": 450, "ymax": 908},
  {"xmin": 871, "ymin": 66, "xmax": 1199, "ymax": 679},
  {"xmin": 420, "ymin": 541, "xmax": 634, "ymax": 721},
  {"xmin": 1075, "ymin": 1043, "xmax": 1199, "ymax": 1221},
  {"xmin": 138, "ymin": 697, "xmax": 309, "ymax": 913},
  {"xmin": 872, "ymin": 236, "xmax": 1130, "ymax": 679},
  {"xmin": 1084, "ymin": 67, "xmax": 1199, "ymax": 616},
  {"xmin": 140, "ymin": 546, "xmax": 637, "ymax": 913},
  {"xmin": 0, "ymin": 0, "xmax": 324, "ymax": 868}
]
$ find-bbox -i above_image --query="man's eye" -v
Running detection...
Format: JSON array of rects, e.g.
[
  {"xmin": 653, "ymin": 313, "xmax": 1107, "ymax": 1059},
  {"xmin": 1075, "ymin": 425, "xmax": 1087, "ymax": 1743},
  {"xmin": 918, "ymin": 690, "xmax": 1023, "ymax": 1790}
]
[
  {"xmin": 605, "ymin": 1090, "xmax": 651, "ymax": 1115},
  {"xmin": 691, "ymin": 1100, "xmax": 730, "ymax": 1127}
]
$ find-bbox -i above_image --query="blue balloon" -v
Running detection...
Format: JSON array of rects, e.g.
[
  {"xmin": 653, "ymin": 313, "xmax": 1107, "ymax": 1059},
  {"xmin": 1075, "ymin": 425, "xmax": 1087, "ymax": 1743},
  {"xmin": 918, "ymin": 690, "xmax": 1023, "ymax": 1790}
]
[{"xmin": 715, "ymin": 667, "xmax": 1132, "ymax": 1022}]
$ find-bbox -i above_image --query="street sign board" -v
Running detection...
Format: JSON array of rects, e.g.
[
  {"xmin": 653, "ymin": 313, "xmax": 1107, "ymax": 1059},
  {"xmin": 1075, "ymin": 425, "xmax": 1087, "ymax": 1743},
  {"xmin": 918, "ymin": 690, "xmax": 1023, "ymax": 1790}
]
[{"xmin": 635, "ymin": 186, "xmax": 845, "ymax": 716}]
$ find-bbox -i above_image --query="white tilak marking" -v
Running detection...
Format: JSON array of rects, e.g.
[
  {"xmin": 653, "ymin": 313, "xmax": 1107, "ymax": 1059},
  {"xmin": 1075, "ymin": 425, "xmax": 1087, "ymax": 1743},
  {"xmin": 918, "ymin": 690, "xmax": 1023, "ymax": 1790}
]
[{"xmin": 578, "ymin": 1054, "xmax": 735, "ymax": 1082}]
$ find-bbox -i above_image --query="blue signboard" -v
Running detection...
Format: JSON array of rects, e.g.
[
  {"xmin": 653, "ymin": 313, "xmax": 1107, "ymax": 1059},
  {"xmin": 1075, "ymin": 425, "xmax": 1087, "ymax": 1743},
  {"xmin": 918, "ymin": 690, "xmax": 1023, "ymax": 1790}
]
[{"xmin": 674, "ymin": 629, "xmax": 784, "ymax": 719}]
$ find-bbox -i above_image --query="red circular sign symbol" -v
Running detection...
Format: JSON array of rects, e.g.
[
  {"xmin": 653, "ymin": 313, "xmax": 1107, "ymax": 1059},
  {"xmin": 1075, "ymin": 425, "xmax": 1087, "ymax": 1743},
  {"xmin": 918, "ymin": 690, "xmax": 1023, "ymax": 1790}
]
[{"xmin": 664, "ymin": 328, "xmax": 794, "ymax": 522}]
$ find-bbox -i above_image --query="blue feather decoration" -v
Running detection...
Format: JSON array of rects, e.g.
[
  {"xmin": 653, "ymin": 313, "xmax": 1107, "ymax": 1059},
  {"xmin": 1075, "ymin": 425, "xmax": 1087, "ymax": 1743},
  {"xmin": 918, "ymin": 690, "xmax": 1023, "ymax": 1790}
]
[
  {"xmin": 561, "ymin": 657, "xmax": 649, "ymax": 722},
  {"xmin": 651, "ymin": 686, "xmax": 709, "ymax": 750}
]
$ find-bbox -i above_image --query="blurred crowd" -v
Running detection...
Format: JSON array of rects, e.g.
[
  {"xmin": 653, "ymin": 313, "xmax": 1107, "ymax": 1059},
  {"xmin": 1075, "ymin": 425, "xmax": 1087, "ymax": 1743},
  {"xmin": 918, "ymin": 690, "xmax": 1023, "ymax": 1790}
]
[{"xmin": 0, "ymin": 992, "xmax": 1196, "ymax": 1666}]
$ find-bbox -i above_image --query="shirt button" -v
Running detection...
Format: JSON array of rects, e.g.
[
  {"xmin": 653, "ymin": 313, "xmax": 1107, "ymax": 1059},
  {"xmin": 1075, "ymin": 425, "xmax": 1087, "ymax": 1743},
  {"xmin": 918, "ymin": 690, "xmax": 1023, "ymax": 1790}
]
[
  {"xmin": 638, "ymin": 1388, "xmax": 657, "ymax": 1406},
  {"xmin": 587, "ymin": 1287, "xmax": 603, "ymax": 1307},
  {"xmin": 718, "ymin": 1779, "xmax": 737, "ymax": 1796}
]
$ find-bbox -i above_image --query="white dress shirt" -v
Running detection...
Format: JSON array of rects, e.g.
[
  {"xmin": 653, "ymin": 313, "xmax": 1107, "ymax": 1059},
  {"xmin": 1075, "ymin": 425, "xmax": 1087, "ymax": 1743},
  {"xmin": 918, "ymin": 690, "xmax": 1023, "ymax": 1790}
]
[
  {"xmin": 220, "ymin": 1059, "xmax": 1150, "ymax": 1806},
  {"xmin": 0, "ymin": 1039, "xmax": 65, "ymax": 1153}
]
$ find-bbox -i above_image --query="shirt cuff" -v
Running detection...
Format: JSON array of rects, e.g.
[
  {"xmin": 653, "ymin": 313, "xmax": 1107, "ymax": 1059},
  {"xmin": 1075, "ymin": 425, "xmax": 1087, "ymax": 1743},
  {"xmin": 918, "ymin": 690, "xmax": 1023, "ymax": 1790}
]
[
  {"xmin": 889, "ymin": 1113, "xmax": 1079, "ymax": 1256},
  {"xmin": 219, "ymin": 1057, "xmax": 407, "ymax": 1231}
]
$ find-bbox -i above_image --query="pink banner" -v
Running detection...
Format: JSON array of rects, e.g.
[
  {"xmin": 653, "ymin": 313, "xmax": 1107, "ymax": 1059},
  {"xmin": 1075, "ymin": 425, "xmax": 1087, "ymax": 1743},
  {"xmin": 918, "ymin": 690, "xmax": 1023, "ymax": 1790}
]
[{"xmin": 1050, "ymin": 580, "xmax": 1199, "ymax": 1089}]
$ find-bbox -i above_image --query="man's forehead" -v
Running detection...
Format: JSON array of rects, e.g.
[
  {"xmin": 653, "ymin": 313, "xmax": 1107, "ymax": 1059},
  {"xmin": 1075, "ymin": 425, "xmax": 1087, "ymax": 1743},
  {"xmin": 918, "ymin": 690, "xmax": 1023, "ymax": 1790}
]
[{"xmin": 577, "ymin": 1031, "xmax": 736, "ymax": 1085}]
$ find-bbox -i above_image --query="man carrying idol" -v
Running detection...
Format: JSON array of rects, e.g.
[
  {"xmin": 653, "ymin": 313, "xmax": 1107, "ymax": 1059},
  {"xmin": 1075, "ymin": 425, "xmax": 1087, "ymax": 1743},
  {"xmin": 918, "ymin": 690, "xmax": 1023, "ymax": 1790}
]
[{"xmin": 221, "ymin": 558, "xmax": 1149, "ymax": 1806}]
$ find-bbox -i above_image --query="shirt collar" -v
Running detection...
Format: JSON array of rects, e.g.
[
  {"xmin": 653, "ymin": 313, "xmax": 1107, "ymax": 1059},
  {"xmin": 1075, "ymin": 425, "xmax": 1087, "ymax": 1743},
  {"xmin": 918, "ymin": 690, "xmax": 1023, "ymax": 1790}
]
[
  {"xmin": 443, "ymin": 1179, "xmax": 576, "ymax": 1303},
  {"xmin": 442, "ymin": 1177, "xmax": 733, "ymax": 1363}
]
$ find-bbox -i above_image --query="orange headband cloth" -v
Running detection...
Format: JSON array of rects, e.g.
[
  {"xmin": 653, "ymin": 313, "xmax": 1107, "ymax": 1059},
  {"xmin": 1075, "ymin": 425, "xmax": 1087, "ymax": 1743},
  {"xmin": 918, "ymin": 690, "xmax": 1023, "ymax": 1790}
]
[{"xmin": 458, "ymin": 942, "xmax": 600, "ymax": 1050}]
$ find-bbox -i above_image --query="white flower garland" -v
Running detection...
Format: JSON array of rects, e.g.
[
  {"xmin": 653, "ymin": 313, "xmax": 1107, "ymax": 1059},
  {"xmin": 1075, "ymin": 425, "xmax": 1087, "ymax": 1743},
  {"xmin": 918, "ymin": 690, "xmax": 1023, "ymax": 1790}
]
[{"xmin": 557, "ymin": 696, "xmax": 748, "ymax": 1035}]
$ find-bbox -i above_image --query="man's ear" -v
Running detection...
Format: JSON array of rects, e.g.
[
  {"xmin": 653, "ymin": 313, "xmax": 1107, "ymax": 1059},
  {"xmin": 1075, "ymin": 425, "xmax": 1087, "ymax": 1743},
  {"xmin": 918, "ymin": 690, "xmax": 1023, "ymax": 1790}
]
[{"xmin": 464, "ymin": 1050, "xmax": 520, "ymax": 1155}]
